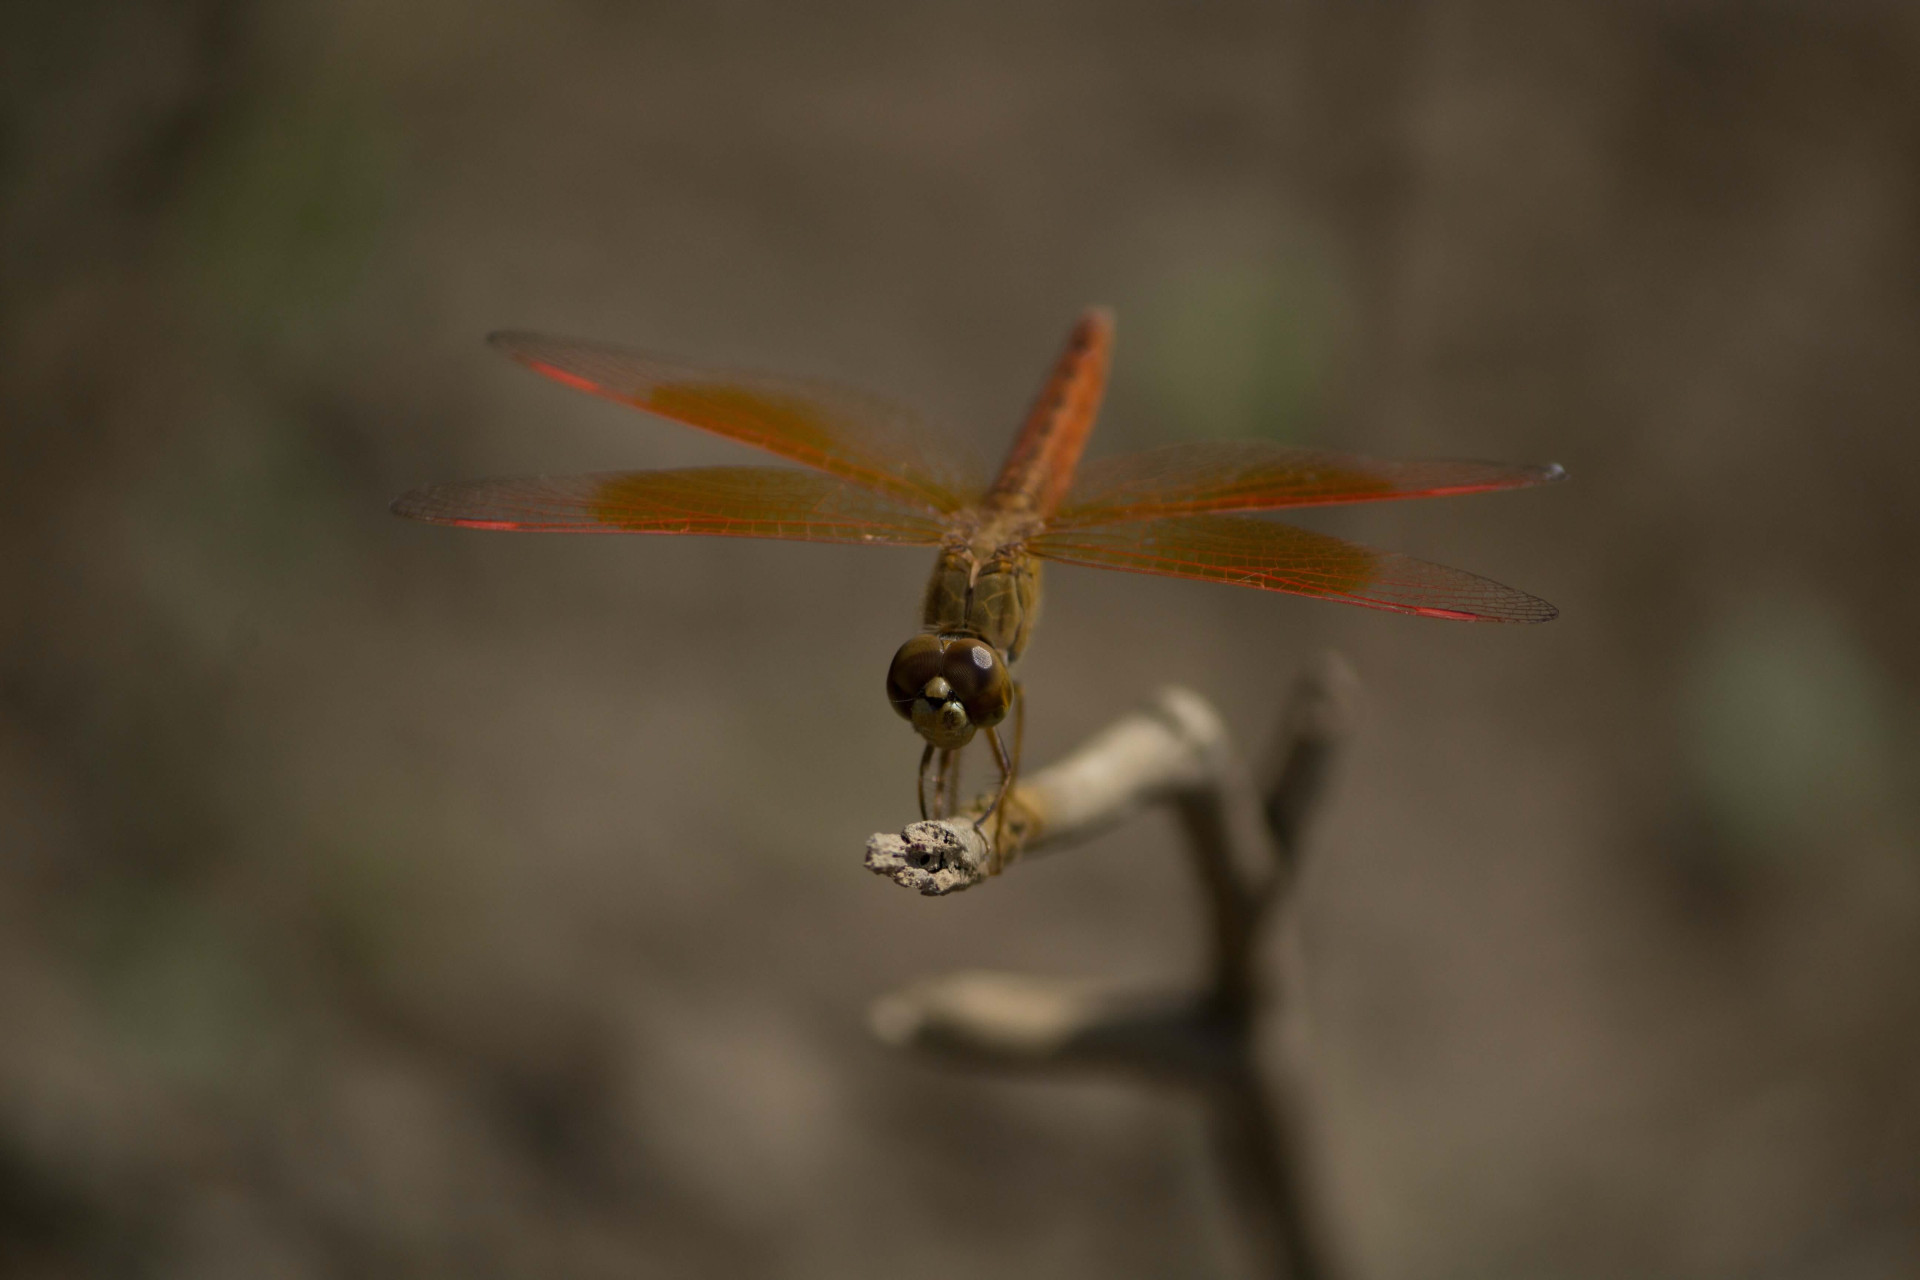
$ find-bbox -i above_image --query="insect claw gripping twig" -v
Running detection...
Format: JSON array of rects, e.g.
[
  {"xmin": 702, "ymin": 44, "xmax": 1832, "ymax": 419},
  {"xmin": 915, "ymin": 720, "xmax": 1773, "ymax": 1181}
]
[{"xmin": 867, "ymin": 685, "xmax": 1239, "ymax": 894}]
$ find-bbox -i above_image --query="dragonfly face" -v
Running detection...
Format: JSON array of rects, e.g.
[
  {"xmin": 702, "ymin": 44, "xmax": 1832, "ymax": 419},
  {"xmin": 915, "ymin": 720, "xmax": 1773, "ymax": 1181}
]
[{"xmin": 885, "ymin": 632, "xmax": 1012, "ymax": 750}]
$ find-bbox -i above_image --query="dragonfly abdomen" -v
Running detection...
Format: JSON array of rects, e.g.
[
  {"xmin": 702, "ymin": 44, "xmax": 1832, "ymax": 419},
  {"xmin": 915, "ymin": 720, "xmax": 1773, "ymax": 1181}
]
[{"xmin": 980, "ymin": 308, "xmax": 1113, "ymax": 521}]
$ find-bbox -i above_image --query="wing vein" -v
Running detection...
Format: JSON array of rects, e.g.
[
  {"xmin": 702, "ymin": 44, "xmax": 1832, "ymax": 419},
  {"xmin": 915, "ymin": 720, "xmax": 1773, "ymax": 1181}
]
[
  {"xmin": 392, "ymin": 467, "xmax": 951, "ymax": 545},
  {"xmin": 1054, "ymin": 441, "xmax": 1563, "ymax": 528},
  {"xmin": 1031, "ymin": 514, "xmax": 1557, "ymax": 622},
  {"xmin": 489, "ymin": 332, "xmax": 981, "ymax": 513}
]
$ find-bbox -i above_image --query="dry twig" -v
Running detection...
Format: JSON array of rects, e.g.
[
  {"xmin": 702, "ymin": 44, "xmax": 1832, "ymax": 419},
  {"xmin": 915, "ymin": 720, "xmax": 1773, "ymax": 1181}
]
[{"xmin": 866, "ymin": 657, "xmax": 1358, "ymax": 1279}]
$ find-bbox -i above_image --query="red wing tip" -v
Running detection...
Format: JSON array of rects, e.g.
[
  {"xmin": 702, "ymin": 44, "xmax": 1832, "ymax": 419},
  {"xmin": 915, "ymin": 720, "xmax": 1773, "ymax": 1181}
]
[
  {"xmin": 485, "ymin": 333, "xmax": 609, "ymax": 395},
  {"xmin": 1406, "ymin": 597, "xmax": 1559, "ymax": 623},
  {"xmin": 390, "ymin": 490, "xmax": 456, "ymax": 524},
  {"xmin": 1497, "ymin": 599, "xmax": 1560, "ymax": 624},
  {"xmin": 392, "ymin": 490, "xmax": 527, "ymax": 532},
  {"xmin": 390, "ymin": 489, "xmax": 472, "ymax": 525}
]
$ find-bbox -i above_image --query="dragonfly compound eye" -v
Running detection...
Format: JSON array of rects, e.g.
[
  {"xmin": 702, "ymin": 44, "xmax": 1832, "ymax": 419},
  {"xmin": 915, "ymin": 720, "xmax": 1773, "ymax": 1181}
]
[
  {"xmin": 885, "ymin": 633, "xmax": 946, "ymax": 720},
  {"xmin": 942, "ymin": 640, "xmax": 1011, "ymax": 728}
]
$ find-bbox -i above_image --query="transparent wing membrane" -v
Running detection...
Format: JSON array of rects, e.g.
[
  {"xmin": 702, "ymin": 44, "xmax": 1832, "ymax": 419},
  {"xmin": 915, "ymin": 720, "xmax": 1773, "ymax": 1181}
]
[
  {"xmin": 392, "ymin": 466, "xmax": 950, "ymax": 544},
  {"xmin": 1053, "ymin": 441, "xmax": 1564, "ymax": 529},
  {"xmin": 1031, "ymin": 514, "xmax": 1558, "ymax": 622},
  {"xmin": 487, "ymin": 332, "xmax": 978, "ymax": 513}
]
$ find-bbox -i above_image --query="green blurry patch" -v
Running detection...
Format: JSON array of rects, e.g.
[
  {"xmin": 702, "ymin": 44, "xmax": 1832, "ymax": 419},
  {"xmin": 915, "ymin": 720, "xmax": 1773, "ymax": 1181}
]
[
  {"xmin": 1682, "ymin": 596, "xmax": 1905, "ymax": 856},
  {"xmin": 163, "ymin": 91, "xmax": 394, "ymax": 340},
  {"xmin": 128, "ymin": 394, "xmax": 353, "ymax": 665},
  {"xmin": 297, "ymin": 766, "xmax": 502, "ymax": 993},
  {"xmin": 84, "ymin": 891, "xmax": 277, "ymax": 1087},
  {"xmin": 1131, "ymin": 243, "xmax": 1345, "ymax": 444}
]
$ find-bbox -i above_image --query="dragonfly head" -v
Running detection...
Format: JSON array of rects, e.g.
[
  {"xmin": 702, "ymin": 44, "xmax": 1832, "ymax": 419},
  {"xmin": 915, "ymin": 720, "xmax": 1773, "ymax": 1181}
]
[{"xmin": 886, "ymin": 632, "xmax": 1011, "ymax": 750}]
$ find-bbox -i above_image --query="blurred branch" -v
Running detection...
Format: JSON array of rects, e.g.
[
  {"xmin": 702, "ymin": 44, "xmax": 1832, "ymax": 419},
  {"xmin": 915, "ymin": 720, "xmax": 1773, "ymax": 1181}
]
[
  {"xmin": 868, "ymin": 656, "xmax": 1358, "ymax": 1280},
  {"xmin": 871, "ymin": 974, "xmax": 1236, "ymax": 1081},
  {"xmin": 1260, "ymin": 653, "xmax": 1359, "ymax": 885}
]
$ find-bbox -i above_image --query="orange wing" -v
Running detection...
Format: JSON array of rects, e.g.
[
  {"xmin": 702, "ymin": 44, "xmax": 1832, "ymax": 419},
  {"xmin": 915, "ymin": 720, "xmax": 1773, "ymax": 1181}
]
[
  {"xmin": 489, "ymin": 332, "xmax": 979, "ymax": 514},
  {"xmin": 1051, "ymin": 441, "xmax": 1563, "ymax": 529},
  {"xmin": 1030, "ymin": 514, "xmax": 1557, "ymax": 622},
  {"xmin": 392, "ymin": 466, "xmax": 949, "ymax": 544}
]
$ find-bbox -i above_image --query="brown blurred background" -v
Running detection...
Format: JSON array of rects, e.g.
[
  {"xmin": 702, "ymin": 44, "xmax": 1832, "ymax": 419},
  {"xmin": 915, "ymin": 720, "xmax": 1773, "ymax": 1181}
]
[{"xmin": 3, "ymin": 1, "xmax": 1917, "ymax": 1276}]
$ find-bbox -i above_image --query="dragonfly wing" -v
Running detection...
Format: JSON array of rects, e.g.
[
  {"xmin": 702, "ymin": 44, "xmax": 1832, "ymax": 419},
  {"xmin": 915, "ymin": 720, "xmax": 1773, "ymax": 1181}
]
[
  {"xmin": 489, "ymin": 332, "xmax": 979, "ymax": 513},
  {"xmin": 393, "ymin": 466, "xmax": 950, "ymax": 545},
  {"xmin": 1052, "ymin": 441, "xmax": 1563, "ymax": 528},
  {"xmin": 1030, "ymin": 513, "xmax": 1557, "ymax": 622}
]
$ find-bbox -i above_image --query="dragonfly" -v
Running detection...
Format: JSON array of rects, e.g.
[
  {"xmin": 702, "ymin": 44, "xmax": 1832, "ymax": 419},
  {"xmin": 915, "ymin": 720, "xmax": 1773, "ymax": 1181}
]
[{"xmin": 394, "ymin": 308, "xmax": 1561, "ymax": 854}]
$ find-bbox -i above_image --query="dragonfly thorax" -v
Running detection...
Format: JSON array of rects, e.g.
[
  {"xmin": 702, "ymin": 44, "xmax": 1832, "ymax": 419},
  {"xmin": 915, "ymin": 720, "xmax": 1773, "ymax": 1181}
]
[{"xmin": 919, "ymin": 540, "xmax": 1041, "ymax": 662}]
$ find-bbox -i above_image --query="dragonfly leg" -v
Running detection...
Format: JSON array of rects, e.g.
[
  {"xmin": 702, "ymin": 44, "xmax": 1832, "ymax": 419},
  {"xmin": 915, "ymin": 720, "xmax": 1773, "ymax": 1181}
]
[
  {"xmin": 976, "ymin": 729, "xmax": 1012, "ymax": 822},
  {"xmin": 917, "ymin": 742, "xmax": 937, "ymax": 820},
  {"xmin": 992, "ymin": 681, "xmax": 1026, "ymax": 858},
  {"xmin": 937, "ymin": 747, "xmax": 962, "ymax": 817},
  {"xmin": 977, "ymin": 725, "xmax": 1015, "ymax": 858}
]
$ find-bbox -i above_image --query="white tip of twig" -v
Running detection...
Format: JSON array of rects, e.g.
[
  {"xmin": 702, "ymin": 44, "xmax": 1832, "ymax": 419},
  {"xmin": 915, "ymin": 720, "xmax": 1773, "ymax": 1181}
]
[
  {"xmin": 1295, "ymin": 651, "xmax": 1361, "ymax": 738},
  {"xmin": 864, "ymin": 820, "xmax": 992, "ymax": 895},
  {"xmin": 1150, "ymin": 685, "xmax": 1231, "ymax": 762}
]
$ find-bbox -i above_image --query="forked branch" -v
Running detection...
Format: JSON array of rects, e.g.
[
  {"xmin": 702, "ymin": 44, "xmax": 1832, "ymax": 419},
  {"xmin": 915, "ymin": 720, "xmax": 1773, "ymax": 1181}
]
[{"xmin": 866, "ymin": 656, "xmax": 1358, "ymax": 1279}]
